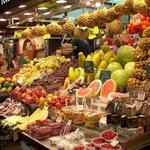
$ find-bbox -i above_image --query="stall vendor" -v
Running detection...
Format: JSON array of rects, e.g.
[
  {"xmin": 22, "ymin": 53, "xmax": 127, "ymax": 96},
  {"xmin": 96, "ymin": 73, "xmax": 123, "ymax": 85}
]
[{"xmin": 72, "ymin": 26, "xmax": 91, "ymax": 59}]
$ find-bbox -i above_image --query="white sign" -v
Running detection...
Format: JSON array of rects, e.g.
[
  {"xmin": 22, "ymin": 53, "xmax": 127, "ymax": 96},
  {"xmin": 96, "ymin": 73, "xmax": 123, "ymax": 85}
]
[{"xmin": 1, "ymin": 0, "xmax": 10, "ymax": 5}]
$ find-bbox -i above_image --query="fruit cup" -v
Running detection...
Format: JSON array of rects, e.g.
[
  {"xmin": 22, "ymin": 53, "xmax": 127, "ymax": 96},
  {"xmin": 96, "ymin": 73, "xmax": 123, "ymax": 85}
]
[
  {"xmin": 92, "ymin": 137, "xmax": 104, "ymax": 148},
  {"xmin": 73, "ymin": 145, "xmax": 85, "ymax": 150},
  {"xmin": 100, "ymin": 143, "xmax": 122, "ymax": 150},
  {"xmin": 85, "ymin": 143, "xmax": 95, "ymax": 150},
  {"xmin": 100, "ymin": 130, "xmax": 118, "ymax": 143}
]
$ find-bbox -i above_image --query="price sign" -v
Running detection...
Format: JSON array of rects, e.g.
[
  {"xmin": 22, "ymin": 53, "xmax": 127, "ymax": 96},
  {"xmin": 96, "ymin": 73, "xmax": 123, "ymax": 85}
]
[
  {"xmin": 146, "ymin": 63, "xmax": 150, "ymax": 79},
  {"xmin": 99, "ymin": 70, "xmax": 111, "ymax": 83},
  {"xmin": 138, "ymin": 90, "xmax": 145, "ymax": 101},
  {"xmin": 84, "ymin": 61, "xmax": 94, "ymax": 73}
]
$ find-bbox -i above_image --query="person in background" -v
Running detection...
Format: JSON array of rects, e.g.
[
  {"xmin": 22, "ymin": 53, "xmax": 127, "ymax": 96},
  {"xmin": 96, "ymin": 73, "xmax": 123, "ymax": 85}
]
[
  {"xmin": 72, "ymin": 26, "xmax": 91, "ymax": 59},
  {"xmin": 3, "ymin": 41, "xmax": 14, "ymax": 70},
  {"xmin": 0, "ymin": 53, "xmax": 7, "ymax": 73}
]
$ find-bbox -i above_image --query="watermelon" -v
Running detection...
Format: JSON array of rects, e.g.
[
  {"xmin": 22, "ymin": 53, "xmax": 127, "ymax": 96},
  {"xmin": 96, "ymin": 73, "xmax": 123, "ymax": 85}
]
[
  {"xmin": 88, "ymin": 79, "xmax": 102, "ymax": 96},
  {"xmin": 76, "ymin": 88, "xmax": 93, "ymax": 98},
  {"xmin": 100, "ymin": 79, "xmax": 116, "ymax": 97}
]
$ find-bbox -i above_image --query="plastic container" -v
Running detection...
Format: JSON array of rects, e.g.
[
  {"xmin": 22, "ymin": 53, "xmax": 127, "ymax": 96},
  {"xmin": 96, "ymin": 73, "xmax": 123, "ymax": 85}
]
[
  {"xmin": 85, "ymin": 143, "xmax": 95, "ymax": 150},
  {"xmin": 73, "ymin": 145, "xmax": 85, "ymax": 150},
  {"xmin": 100, "ymin": 143, "xmax": 122, "ymax": 150},
  {"xmin": 100, "ymin": 130, "xmax": 118, "ymax": 142},
  {"xmin": 92, "ymin": 137, "xmax": 104, "ymax": 148}
]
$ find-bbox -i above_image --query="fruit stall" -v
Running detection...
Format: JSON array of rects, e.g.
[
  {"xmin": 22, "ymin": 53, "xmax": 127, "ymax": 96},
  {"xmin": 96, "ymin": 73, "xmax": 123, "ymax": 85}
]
[{"xmin": 0, "ymin": 0, "xmax": 150, "ymax": 150}]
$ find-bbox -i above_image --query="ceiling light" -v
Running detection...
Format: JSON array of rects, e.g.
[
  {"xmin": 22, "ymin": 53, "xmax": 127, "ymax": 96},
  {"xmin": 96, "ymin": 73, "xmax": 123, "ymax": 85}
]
[
  {"xmin": 64, "ymin": 5, "xmax": 71, "ymax": 9},
  {"xmin": 44, "ymin": 12, "xmax": 50, "ymax": 15},
  {"xmin": 0, "ymin": 18, "xmax": 7, "ymax": 21},
  {"xmin": 24, "ymin": 12, "xmax": 33, "ymax": 16},
  {"xmin": 38, "ymin": 7, "xmax": 48, "ymax": 10},
  {"xmin": 95, "ymin": 2, "xmax": 101, "ymax": 8},
  {"xmin": 12, "ymin": 17, "xmax": 20, "ymax": 20},
  {"xmin": 56, "ymin": 0, "xmax": 67, "ymax": 4},
  {"xmin": 18, "ymin": 5, "xmax": 26, "ymax": 8},
  {"xmin": 4, "ymin": 11, "xmax": 11, "ymax": 15}
]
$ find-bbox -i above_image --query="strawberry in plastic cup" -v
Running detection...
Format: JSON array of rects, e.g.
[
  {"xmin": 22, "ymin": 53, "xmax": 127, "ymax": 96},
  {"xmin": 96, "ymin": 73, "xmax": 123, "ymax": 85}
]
[
  {"xmin": 100, "ymin": 143, "xmax": 122, "ymax": 150},
  {"xmin": 85, "ymin": 143, "xmax": 95, "ymax": 150},
  {"xmin": 92, "ymin": 137, "xmax": 105, "ymax": 148},
  {"xmin": 100, "ymin": 130, "xmax": 118, "ymax": 142},
  {"xmin": 73, "ymin": 145, "xmax": 85, "ymax": 150}
]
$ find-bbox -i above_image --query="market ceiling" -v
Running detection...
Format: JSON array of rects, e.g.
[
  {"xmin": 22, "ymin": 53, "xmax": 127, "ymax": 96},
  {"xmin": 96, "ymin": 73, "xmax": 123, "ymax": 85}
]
[{"xmin": 0, "ymin": 0, "xmax": 117, "ymax": 36}]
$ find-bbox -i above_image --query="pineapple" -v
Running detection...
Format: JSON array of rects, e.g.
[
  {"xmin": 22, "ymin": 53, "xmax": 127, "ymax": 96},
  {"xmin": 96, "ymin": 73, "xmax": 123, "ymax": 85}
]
[
  {"xmin": 138, "ymin": 38, "xmax": 150, "ymax": 51},
  {"xmin": 145, "ymin": 0, "xmax": 150, "ymax": 7},
  {"xmin": 143, "ymin": 27, "xmax": 150, "ymax": 38}
]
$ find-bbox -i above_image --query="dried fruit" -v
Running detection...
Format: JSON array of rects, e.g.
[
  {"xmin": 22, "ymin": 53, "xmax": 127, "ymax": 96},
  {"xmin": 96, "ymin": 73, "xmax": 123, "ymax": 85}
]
[{"xmin": 138, "ymin": 38, "xmax": 150, "ymax": 51}]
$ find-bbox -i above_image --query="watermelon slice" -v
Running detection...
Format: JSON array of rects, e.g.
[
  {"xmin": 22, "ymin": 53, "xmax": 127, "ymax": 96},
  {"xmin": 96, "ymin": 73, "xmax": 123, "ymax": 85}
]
[
  {"xmin": 100, "ymin": 79, "xmax": 116, "ymax": 97},
  {"xmin": 88, "ymin": 79, "xmax": 102, "ymax": 96},
  {"xmin": 76, "ymin": 88, "xmax": 93, "ymax": 98}
]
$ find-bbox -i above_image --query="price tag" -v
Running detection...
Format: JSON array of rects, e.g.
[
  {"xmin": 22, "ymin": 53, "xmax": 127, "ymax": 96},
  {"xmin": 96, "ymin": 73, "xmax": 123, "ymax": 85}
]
[
  {"xmin": 128, "ymin": 88, "xmax": 138, "ymax": 98},
  {"xmin": 84, "ymin": 61, "xmax": 94, "ymax": 73},
  {"xmin": 138, "ymin": 91, "xmax": 145, "ymax": 101},
  {"xmin": 99, "ymin": 70, "xmax": 111, "ymax": 83},
  {"xmin": 146, "ymin": 63, "xmax": 150, "ymax": 79},
  {"xmin": 74, "ymin": 128, "xmax": 80, "ymax": 134},
  {"xmin": 67, "ymin": 120, "xmax": 72, "ymax": 126},
  {"xmin": 56, "ymin": 116, "xmax": 62, "ymax": 123},
  {"xmin": 111, "ymin": 139, "xmax": 119, "ymax": 147}
]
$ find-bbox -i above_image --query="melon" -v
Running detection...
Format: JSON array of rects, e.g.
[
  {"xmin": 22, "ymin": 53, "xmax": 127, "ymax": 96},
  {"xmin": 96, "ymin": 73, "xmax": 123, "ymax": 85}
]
[
  {"xmin": 100, "ymin": 79, "xmax": 116, "ymax": 97},
  {"xmin": 88, "ymin": 79, "xmax": 102, "ymax": 96},
  {"xmin": 76, "ymin": 88, "xmax": 93, "ymax": 98}
]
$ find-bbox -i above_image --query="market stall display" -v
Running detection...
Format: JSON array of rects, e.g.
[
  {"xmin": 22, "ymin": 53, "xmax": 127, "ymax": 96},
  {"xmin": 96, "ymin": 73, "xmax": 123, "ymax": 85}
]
[{"xmin": 1, "ymin": 0, "xmax": 150, "ymax": 150}]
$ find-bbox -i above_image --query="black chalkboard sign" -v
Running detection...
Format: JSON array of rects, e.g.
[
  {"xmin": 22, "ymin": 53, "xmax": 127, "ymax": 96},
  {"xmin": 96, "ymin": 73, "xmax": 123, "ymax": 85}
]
[
  {"xmin": 84, "ymin": 61, "xmax": 94, "ymax": 73},
  {"xmin": 100, "ymin": 70, "xmax": 111, "ymax": 83},
  {"xmin": 146, "ymin": 63, "xmax": 150, "ymax": 79}
]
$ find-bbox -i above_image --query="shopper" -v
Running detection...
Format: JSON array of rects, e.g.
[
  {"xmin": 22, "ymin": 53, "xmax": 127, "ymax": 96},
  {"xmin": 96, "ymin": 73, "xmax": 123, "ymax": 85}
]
[
  {"xmin": 72, "ymin": 26, "xmax": 91, "ymax": 59},
  {"xmin": 3, "ymin": 41, "xmax": 14, "ymax": 70}
]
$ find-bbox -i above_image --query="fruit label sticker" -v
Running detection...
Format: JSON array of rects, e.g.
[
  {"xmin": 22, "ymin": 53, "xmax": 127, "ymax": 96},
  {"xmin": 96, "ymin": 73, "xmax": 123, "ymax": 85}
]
[
  {"xmin": 84, "ymin": 61, "xmax": 94, "ymax": 73},
  {"xmin": 146, "ymin": 63, "xmax": 150, "ymax": 79},
  {"xmin": 100, "ymin": 70, "xmax": 111, "ymax": 83}
]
